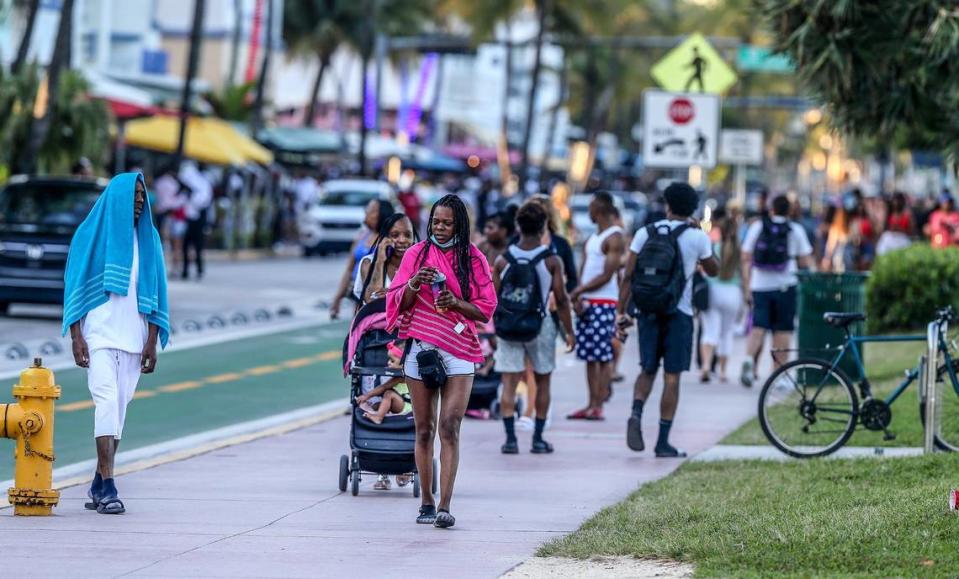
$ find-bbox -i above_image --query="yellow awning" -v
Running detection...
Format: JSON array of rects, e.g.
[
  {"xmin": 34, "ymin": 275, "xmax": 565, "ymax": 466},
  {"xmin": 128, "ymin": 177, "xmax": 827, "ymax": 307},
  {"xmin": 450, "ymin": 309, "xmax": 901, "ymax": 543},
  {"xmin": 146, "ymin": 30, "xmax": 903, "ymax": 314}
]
[{"xmin": 124, "ymin": 116, "xmax": 273, "ymax": 166}]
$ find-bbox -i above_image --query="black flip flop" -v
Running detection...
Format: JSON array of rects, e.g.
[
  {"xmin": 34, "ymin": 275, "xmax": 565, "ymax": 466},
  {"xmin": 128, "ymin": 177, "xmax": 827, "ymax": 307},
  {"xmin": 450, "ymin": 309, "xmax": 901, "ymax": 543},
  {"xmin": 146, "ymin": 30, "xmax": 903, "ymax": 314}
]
[
  {"xmin": 97, "ymin": 496, "xmax": 126, "ymax": 515},
  {"xmin": 416, "ymin": 504, "xmax": 436, "ymax": 524},
  {"xmin": 434, "ymin": 509, "xmax": 455, "ymax": 529},
  {"xmin": 84, "ymin": 487, "xmax": 100, "ymax": 510}
]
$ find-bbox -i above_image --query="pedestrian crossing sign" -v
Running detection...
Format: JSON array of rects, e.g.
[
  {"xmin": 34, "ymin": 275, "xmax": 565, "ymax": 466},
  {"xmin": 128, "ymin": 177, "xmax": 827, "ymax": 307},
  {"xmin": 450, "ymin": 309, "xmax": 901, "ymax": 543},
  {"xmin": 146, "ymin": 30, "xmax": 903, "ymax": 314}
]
[{"xmin": 651, "ymin": 33, "xmax": 738, "ymax": 95}]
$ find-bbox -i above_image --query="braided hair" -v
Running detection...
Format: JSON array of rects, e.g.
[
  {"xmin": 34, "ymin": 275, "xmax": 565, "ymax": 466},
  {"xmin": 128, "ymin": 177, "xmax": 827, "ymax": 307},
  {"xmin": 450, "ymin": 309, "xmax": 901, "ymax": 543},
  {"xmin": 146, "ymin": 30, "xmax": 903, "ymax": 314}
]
[
  {"xmin": 417, "ymin": 194, "xmax": 476, "ymax": 300},
  {"xmin": 359, "ymin": 212, "xmax": 418, "ymax": 302}
]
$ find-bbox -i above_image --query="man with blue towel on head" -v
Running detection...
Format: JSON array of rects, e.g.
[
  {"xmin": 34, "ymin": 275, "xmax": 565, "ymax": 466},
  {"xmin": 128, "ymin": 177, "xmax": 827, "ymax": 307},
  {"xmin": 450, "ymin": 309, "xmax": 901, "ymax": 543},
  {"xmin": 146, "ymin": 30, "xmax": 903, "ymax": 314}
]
[{"xmin": 62, "ymin": 172, "xmax": 170, "ymax": 515}]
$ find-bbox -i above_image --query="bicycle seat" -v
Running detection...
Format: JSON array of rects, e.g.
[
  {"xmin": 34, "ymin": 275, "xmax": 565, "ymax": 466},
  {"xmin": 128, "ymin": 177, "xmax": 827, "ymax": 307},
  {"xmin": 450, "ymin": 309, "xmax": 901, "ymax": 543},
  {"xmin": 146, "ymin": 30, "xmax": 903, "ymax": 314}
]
[{"xmin": 823, "ymin": 312, "xmax": 866, "ymax": 327}]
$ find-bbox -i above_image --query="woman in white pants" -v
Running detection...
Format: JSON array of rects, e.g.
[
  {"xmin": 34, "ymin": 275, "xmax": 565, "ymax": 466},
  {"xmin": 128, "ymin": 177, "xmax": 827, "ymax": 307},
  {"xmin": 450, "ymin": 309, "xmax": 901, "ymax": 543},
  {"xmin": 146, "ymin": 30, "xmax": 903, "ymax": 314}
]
[{"xmin": 701, "ymin": 215, "xmax": 743, "ymax": 383}]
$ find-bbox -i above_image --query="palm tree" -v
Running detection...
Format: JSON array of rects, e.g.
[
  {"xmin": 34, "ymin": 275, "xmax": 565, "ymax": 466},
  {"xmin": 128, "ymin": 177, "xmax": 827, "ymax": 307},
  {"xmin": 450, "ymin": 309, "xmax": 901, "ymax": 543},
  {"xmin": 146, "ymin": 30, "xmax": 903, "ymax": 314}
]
[
  {"xmin": 345, "ymin": 0, "xmax": 436, "ymax": 176},
  {"xmin": 15, "ymin": 0, "xmax": 73, "ymax": 174},
  {"xmin": 283, "ymin": 0, "xmax": 359, "ymax": 128},
  {"xmin": 176, "ymin": 0, "xmax": 206, "ymax": 166},
  {"xmin": 11, "ymin": 0, "xmax": 39, "ymax": 74},
  {"xmin": 518, "ymin": 0, "xmax": 549, "ymax": 185},
  {"xmin": 250, "ymin": 0, "xmax": 276, "ymax": 133}
]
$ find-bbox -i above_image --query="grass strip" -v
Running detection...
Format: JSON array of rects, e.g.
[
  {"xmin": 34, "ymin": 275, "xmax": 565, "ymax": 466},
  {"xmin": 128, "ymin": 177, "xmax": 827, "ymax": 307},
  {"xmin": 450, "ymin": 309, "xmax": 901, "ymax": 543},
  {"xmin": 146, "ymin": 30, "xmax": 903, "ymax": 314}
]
[{"xmin": 541, "ymin": 454, "xmax": 959, "ymax": 577}]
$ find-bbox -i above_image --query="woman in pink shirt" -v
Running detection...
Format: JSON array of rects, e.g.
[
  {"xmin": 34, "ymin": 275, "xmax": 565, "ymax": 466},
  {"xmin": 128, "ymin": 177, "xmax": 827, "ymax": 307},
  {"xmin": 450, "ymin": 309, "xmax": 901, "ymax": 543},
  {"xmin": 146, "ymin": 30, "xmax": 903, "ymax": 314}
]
[{"xmin": 387, "ymin": 194, "xmax": 497, "ymax": 529}]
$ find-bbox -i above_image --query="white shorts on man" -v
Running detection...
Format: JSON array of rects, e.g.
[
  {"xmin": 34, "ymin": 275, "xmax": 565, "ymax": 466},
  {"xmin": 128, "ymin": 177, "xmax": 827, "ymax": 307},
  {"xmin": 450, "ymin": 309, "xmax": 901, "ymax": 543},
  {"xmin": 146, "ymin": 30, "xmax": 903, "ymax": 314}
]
[{"xmin": 83, "ymin": 241, "xmax": 148, "ymax": 439}]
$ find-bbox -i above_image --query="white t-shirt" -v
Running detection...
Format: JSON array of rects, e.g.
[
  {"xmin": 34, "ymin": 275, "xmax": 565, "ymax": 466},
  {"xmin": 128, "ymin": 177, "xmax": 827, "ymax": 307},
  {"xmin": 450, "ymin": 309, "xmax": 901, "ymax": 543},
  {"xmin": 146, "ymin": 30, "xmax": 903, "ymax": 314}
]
[
  {"xmin": 83, "ymin": 240, "xmax": 148, "ymax": 354},
  {"xmin": 353, "ymin": 254, "xmax": 393, "ymax": 302},
  {"xmin": 742, "ymin": 217, "xmax": 813, "ymax": 291},
  {"xmin": 630, "ymin": 220, "xmax": 713, "ymax": 316}
]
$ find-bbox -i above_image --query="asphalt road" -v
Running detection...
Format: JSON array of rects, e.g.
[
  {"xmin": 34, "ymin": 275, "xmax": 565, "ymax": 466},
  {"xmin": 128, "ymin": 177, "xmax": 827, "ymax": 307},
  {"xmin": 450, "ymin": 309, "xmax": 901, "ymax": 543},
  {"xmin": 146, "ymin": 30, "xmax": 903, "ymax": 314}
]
[{"xmin": 0, "ymin": 255, "xmax": 346, "ymax": 344}]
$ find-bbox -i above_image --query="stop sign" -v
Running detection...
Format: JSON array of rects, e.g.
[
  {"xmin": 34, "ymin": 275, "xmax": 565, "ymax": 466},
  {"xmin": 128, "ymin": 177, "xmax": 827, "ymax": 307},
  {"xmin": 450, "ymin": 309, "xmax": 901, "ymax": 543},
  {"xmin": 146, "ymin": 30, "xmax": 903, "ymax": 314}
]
[{"xmin": 668, "ymin": 98, "xmax": 695, "ymax": 125}]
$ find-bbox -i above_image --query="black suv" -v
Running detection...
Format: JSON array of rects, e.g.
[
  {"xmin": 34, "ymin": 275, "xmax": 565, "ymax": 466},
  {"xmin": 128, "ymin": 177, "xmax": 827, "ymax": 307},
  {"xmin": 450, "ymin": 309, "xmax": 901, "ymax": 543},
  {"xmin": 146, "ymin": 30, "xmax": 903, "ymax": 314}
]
[{"xmin": 0, "ymin": 176, "xmax": 107, "ymax": 313}]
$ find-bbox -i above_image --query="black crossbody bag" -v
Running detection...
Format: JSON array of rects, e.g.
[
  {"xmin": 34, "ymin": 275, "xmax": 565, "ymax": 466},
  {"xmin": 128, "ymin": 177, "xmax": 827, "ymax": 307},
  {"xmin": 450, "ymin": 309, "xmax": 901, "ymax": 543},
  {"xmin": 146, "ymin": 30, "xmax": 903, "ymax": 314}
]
[{"xmin": 415, "ymin": 345, "xmax": 448, "ymax": 389}]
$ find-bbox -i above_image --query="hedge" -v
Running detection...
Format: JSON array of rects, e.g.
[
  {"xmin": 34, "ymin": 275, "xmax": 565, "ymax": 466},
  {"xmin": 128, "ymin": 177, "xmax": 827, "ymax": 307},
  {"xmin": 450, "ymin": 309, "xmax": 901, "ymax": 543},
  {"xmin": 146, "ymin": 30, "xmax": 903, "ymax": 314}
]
[{"xmin": 866, "ymin": 244, "xmax": 959, "ymax": 333}]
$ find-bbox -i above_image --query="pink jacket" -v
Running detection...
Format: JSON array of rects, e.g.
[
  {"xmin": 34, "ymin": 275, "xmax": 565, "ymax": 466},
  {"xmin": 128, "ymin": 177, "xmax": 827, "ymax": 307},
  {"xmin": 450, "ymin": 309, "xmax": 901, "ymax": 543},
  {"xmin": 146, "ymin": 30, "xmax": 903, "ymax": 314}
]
[{"xmin": 386, "ymin": 241, "xmax": 497, "ymax": 363}]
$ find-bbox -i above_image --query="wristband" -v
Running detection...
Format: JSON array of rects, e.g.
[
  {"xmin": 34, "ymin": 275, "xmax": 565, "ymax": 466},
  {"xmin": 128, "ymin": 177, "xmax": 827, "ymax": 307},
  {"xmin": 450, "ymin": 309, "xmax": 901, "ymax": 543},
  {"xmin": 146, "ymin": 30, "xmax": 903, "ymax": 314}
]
[{"xmin": 407, "ymin": 280, "xmax": 421, "ymax": 292}]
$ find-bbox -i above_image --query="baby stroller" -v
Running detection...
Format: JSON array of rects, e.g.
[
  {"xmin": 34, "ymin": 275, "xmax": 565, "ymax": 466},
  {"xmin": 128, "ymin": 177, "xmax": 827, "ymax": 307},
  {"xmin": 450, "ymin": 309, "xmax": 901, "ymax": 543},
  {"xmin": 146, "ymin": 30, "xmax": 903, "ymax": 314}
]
[{"xmin": 339, "ymin": 299, "xmax": 437, "ymax": 497}]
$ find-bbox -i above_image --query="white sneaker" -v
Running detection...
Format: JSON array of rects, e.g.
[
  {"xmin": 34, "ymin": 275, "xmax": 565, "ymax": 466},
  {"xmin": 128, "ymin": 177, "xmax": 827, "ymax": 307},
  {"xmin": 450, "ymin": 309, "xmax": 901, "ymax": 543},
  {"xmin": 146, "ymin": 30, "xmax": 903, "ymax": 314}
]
[{"xmin": 516, "ymin": 416, "xmax": 535, "ymax": 431}]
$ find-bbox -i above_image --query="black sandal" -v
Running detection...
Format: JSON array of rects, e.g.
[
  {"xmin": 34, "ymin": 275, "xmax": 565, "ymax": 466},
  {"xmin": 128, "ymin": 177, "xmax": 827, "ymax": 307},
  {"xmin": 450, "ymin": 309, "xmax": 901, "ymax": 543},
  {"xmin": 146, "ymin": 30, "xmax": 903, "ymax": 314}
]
[
  {"xmin": 434, "ymin": 509, "xmax": 455, "ymax": 529},
  {"xmin": 97, "ymin": 497, "xmax": 125, "ymax": 515},
  {"xmin": 416, "ymin": 504, "xmax": 436, "ymax": 524},
  {"xmin": 531, "ymin": 439, "xmax": 554, "ymax": 454}
]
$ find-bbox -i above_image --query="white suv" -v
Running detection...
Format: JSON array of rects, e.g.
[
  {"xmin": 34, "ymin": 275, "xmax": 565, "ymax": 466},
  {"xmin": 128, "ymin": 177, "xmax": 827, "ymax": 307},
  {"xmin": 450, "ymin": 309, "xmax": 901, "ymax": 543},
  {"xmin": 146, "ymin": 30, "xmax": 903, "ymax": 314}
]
[{"xmin": 298, "ymin": 179, "xmax": 396, "ymax": 256}]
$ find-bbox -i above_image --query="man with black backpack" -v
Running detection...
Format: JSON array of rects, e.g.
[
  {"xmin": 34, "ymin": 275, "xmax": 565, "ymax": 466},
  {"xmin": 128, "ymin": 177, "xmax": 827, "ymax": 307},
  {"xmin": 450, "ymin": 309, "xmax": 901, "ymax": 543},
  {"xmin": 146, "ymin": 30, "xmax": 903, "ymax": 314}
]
[
  {"xmin": 492, "ymin": 202, "xmax": 576, "ymax": 454},
  {"xmin": 617, "ymin": 182, "xmax": 718, "ymax": 458},
  {"xmin": 740, "ymin": 194, "xmax": 814, "ymax": 386}
]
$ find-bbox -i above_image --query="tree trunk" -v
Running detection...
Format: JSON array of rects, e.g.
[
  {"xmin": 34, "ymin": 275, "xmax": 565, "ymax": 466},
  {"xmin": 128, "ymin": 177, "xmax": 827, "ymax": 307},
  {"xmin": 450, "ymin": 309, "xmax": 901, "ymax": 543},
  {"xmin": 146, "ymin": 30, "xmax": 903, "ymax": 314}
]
[
  {"xmin": 303, "ymin": 52, "xmax": 329, "ymax": 128},
  {"xmin": 250, "ymin": 0, "xmax": 274, "ymax": 134},
  {"xmin": 12, "ymin": 0, "xmax": 39, "ymax": 74},
  {"xmin": 176, "ymin": 0, "xmax": 206, "ymax": 167},
  {"xmin": 519, "ymin": 0, "xmax": 548, "ymax": 187},
  {"xmin": 358, "ymin": 50, "xmax": 370, "ymax": 176},
  {"xmin": 16, "ymin": 0, "xmax": 73, "ymax": 174},
  {"xmin": 228, "ymin": 0, "xmax": 243, "ymax": 85}
]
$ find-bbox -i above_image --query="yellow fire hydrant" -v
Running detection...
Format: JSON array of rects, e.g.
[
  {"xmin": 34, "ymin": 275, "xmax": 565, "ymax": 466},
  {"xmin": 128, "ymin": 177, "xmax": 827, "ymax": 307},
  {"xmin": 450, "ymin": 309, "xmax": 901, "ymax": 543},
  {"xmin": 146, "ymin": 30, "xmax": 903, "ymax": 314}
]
[{"xmin": 0, "ymin": 358, "xmax": 60, "ymax": 515}]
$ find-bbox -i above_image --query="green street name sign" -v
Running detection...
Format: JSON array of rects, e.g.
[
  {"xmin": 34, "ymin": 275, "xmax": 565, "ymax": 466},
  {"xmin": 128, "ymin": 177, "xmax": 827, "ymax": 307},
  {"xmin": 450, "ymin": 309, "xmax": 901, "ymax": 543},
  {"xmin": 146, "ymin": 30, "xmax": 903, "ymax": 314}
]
[{"xmin": 736, "ymin": 45, "xmax": 794, "ymax": 74}]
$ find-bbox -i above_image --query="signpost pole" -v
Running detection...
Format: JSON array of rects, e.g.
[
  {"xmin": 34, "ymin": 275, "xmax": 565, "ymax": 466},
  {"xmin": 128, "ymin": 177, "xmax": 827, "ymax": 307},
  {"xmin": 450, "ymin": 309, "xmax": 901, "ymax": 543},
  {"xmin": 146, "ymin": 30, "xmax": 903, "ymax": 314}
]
[{"xmin": 735, "ymin": 163, "xmax": 746, "ymax": 206}]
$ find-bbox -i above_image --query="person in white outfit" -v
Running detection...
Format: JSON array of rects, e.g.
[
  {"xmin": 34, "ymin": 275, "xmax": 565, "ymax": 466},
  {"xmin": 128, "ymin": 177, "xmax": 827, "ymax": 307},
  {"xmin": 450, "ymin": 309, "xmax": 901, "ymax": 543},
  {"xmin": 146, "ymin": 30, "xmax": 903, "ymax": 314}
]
[
  {"xmin": 64, "ymin": 173, "xmax": 170, "ymax": 515},
  {"xmin": 700, "ymin": 211, "xmax": 743, "ymax": 383}
]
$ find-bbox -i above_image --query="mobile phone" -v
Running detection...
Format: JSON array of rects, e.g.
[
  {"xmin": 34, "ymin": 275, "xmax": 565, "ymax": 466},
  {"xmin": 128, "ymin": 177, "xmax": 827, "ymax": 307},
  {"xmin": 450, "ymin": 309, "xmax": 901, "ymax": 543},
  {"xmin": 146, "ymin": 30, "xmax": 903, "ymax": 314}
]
[{"xmin": 386, "ymin": 245, "xmax": 395, "ymax": 260}]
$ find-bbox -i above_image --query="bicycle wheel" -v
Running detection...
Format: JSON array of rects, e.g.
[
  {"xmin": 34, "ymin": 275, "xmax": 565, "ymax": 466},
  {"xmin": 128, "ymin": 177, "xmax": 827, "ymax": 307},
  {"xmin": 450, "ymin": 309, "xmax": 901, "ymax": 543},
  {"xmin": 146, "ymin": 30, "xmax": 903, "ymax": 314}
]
[
  {"xmin": 919, "ymin": 359, "xmax": 959, "ymax": 452},
  {"xmin": 758, "ymin": 359, "xmax": 859, "ymax": 458}
]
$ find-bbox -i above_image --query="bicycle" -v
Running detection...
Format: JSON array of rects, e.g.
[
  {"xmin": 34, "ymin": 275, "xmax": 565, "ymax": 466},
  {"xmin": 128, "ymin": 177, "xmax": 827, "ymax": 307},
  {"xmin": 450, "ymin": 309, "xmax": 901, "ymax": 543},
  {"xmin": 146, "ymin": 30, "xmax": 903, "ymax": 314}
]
[{"xmin": 757, "ymin": 307, "xmax": 959, "ymax": 458}]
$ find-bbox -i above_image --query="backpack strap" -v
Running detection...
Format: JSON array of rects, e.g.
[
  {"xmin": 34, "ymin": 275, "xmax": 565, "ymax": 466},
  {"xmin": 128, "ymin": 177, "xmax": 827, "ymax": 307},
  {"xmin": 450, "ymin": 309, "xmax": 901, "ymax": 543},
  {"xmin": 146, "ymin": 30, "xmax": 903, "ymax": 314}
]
[
  {"xmin": 529, "ymin": 247, "xmax": 553, "ymax": 266},
  {"xmin": 503, "ymin": 250, "xmax": 519, "ymax": 266},
  {"xmin": 668, "ymin": 223, "xmax": 690, "ymax": 239}
]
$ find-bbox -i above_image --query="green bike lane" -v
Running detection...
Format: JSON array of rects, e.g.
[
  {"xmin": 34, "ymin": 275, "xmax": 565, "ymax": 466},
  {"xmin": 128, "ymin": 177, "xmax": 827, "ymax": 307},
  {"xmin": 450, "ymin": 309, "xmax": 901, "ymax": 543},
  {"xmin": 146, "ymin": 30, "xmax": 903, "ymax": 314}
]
[{"xmin": 0, "ymin": 322, "xmax": 350, "ymax": 482}]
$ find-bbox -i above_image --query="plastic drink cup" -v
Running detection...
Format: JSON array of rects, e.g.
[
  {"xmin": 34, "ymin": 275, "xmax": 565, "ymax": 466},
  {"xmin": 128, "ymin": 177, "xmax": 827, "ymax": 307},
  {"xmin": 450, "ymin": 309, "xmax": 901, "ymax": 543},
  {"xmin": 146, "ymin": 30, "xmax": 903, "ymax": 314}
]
[{"xmin": 431, "ymin": 272, "xmax": 447, "ymax": 313}]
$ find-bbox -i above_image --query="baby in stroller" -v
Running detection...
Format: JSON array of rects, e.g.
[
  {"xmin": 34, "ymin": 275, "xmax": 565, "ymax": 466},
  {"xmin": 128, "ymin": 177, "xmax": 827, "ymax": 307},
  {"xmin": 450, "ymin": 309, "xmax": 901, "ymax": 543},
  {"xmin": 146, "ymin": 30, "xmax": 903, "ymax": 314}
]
[{"xmin": 357, "ymin": 342, "xmax": 413, "ymax": 425}]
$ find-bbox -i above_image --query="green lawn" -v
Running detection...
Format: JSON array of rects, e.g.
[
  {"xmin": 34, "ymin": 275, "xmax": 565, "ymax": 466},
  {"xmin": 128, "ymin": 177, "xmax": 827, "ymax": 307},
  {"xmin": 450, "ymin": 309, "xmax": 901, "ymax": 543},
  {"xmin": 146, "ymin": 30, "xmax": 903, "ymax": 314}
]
[
  {"xmin": 542, "ymin": 454, "xmax": 959, "ymax": 577},
  {"xmin": 724, "ymin": 338, "xmax": 934, "ymax": 447}
]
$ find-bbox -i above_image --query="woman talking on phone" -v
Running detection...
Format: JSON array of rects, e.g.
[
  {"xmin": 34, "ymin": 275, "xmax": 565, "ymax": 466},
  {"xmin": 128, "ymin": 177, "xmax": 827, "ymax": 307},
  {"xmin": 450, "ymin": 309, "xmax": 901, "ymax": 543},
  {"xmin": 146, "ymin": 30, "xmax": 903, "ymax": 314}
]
[
  {"xmin": 355, "ymin": 213, "xmax": 418, "ymax": 304},
  {"xmin": 386, "ymin": 194, "xmax": 497, "ymax": 529}
]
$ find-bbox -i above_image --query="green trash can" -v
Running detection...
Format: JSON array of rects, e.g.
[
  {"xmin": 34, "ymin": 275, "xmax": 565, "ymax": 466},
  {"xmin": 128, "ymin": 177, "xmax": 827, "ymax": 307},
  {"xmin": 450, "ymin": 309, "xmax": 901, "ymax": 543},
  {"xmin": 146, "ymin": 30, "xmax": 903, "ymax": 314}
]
[{"xmin": 796, "ymin": 272, "xmax": 868, "ymax": 381}]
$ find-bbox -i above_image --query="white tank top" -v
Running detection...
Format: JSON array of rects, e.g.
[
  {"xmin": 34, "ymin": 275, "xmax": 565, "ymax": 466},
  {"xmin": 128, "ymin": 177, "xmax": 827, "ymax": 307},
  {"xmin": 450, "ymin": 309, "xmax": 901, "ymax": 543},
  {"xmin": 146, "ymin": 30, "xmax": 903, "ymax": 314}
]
[
  {"xmin": 502, "ymin": 244, "xmax": 552, "ymax": 306},
  {"xmin": 581, "ymin": 225, "xmax": 623, "ymax": 301}
]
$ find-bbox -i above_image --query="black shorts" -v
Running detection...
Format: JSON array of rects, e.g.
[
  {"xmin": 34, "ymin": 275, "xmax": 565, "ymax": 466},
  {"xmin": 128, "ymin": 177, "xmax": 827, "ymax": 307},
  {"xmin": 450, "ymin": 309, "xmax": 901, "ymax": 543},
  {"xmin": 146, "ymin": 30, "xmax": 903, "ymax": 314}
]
[
  {"xmin": 752, "ymin": 286, "xmax": 797, "ymax": 332},
  {"xmin": 637, "ymin": 312, "xmax": 694, "ymax": 375}
]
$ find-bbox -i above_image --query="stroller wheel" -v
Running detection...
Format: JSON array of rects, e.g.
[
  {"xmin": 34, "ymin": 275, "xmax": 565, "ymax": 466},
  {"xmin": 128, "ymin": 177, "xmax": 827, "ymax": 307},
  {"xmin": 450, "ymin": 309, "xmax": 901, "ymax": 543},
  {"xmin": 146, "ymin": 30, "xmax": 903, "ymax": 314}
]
[
  {"xmin": 351, "ymin": 468, "xmax": 360, "ymax": 496},
  {"xmin": 431, "ymin": 458, "xmax": 439, "ymax": 495},
  {"xmin": 338, "ymin": 455, "xmax": 349, "ymax": 492},
  {"xmin": 412, "ymin": 474, "xmax": 421, "ymax": 498}
]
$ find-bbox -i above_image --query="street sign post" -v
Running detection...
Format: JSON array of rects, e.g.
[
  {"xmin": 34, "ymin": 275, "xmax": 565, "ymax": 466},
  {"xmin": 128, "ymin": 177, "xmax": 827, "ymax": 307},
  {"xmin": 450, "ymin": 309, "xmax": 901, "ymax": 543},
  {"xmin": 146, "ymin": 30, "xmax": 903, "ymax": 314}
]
[
  {"xmin": 651, "ymin": 33, "xmax": 738, "ymax": 94},
  {"xmin": 719, "ymin": 129, "xmax": 764, "ymax": 165},
  {"xmin": 719, "ymin": 129, "xmax": 764, "ymax": 204},
  {"xmin": 642, "ymin": 90, "xmax": 720, "ymax": 169}
]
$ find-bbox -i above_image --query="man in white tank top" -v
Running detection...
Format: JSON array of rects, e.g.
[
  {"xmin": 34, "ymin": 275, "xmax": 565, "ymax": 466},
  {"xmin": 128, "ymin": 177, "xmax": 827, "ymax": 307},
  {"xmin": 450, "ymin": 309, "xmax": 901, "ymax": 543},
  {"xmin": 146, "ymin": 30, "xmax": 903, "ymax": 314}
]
[
  {"xmin": 492, "ymin": 203, "xmax": 576, "ymax": 454},
  {"xmin": 568, "ymin": 192, "xmax": 625, "ymax": 421}
]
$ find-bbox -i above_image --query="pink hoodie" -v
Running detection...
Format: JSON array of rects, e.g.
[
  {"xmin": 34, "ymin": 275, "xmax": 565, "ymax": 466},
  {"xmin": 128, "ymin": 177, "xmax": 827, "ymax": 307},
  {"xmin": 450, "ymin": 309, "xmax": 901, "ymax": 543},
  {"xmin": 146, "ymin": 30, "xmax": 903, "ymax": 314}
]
[{"xmin": 386, "ymin": 241, "xmax": 497, "ymax": 364}]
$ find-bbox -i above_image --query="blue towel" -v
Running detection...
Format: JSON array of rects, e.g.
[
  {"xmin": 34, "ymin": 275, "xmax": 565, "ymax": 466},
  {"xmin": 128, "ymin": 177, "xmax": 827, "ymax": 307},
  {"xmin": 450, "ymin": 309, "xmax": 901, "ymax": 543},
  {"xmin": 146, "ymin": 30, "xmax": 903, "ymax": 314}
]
[{"xmin": 61, "ymin": 172, "xmax": 170, "ymax": 348}]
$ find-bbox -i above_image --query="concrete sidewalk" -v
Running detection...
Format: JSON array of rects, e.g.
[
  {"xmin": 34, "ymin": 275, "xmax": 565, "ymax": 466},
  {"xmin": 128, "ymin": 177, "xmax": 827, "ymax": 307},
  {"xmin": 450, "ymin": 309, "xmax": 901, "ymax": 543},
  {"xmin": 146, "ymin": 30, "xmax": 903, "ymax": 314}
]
[{"xmin": 1, "ymin": 338, "xmax": 758, "ymax": 578}]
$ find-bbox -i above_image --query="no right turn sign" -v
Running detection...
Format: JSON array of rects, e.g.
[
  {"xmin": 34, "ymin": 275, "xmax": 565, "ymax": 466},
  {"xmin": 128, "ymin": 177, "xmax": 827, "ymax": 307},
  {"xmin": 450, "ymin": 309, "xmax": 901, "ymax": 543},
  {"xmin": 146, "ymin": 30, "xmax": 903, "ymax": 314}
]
[{"xmin": 642, "ymin": 90, "xmax": 720, "ymax": 169}]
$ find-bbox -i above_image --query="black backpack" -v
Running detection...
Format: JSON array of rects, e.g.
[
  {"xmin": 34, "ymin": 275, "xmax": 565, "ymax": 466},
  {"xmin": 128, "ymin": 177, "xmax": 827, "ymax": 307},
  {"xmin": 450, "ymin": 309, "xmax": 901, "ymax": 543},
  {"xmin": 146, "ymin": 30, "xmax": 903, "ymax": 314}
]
[
  {"xmin": 631, "ymin": 223, "xmax": 689, "ymax": 315},
  {"xmin": 494, "ymin": 248, "xmax": 551, "ymax": 342},
  {"xmin": 753, "ymin": 217, "xmax": 790, "ymax": 271}
]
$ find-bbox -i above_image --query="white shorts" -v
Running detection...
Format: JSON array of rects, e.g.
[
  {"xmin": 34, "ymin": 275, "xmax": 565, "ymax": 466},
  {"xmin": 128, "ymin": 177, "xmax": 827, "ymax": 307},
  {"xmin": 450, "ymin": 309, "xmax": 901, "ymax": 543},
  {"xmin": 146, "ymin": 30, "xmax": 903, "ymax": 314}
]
[
  {"xmin": 87, "ymin": 349, "xmax": 141, "ymax": 439},
  {"xmin": 403, "ymin": 340, "xmax": 475, "ymax": 380}
]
